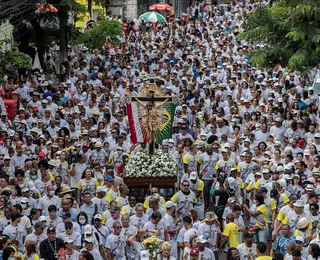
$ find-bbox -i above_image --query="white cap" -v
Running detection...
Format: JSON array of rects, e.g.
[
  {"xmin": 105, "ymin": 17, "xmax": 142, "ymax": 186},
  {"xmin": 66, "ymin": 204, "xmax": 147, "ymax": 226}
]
[
  {"xmin": 296, "ymin": 237, "xmax": 304, "ymax": 243},
  {"xmin": 21, "ymin": 197, "xmax": 29, "ymax": 204},
  {"xmin": 276, "ymin": 166, "xmax": 284, "ymax": 172},
  {"xmin": 196, "ymin": 235, "xmax": 207, "ymax": 243},
  {"xmin": 84, "ymin": 237, "xmax": 94, "ymax": 243},
  {"xmin": 21, "ymin": 187, "xmax": 30, "ymax": 193},
  {"xmin": 277, "ymin": 179, "xmax": 287, "ymax": 188},
  {"xmin": 64, "ymin": 237, "xmax": 74, "ymax": 244},
  {"xmin": 96, "ymin": 186, "xmax": 107, "ymax": 193},
  {"xmin": 166, "ymin": 201, "xmax": 177, "ymax": 208},
  {"xmin": 38, "ymin": 216, "xmax": 46, "ymax": 222},
  {"xmin": 94, "ymin": 214, "xmax": 102, "ymax": 220},
  {"xmin": 190, "ymin": 171, "xmax": 198, "ymax": 180}
]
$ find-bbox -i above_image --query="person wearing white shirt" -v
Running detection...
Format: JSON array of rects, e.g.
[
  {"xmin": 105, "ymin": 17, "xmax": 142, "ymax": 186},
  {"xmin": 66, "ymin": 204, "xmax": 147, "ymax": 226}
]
[
  {"xmin": 81, "ymin": 237, "xmax": 103, "ymax": 260},
  {"xmin": 56, "ymin": 213, "xmax": 81, "ymax": 234},
  {"xmin": 25, "ymin": 222, "xmax": 47, "ymax": 255},
  {"xmin": 64, "ymin": 237, "xmax": 80, "ymax": 260},
  {"xmin": 3, "ymin": 212, "xmax": 26, "ymax": 252},
  {"xmin": 105, "ymin": 221, "xmax": 126, "ymax": 260},
  {"xmin": 57, "ymin": 221, "xmax": 81, "ymax": 246},
  {"xmin": 92, "ymin": 214, "xmax": 109, "ymax": 246},
  {"xmin": 237, "ymin": 231, "xmax": 257, "ymax": 260},
  {"xmin": 143, "ymin": 211, "xmax": 166, "ymax": 240},
  {"xmin": 38, "ymin": 185, "xmax": 61, "ymax": 216}
]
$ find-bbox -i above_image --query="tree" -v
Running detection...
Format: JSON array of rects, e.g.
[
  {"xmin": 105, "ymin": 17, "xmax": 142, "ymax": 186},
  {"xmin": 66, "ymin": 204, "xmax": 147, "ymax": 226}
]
[
  {"xmin": 49, "ymin": 0, "xmax": 87, "ymax": 63},
  {"xmin": 0, "ymin": 0, "xmax": 86, "ymax": 71},
  {"xmin": 0, "ymin": 42, "xmax": 31, "ymax": 77},
  {"xmin": 238, "ymin": 0, "xmax": 320, "ymax": 74},
  {"xmin": 73, "ymin": 19, "xmax": 122, "ymax": 50}
]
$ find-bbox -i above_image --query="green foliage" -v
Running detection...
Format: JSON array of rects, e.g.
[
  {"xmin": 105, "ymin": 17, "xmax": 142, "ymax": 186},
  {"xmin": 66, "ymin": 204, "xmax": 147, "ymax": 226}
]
[
  {"xmin": 238, "ymin": 1, "xmax": 320, "ymax": 73},
  {"xmin": 0, "ymin": 43, "xmax": 31, "ymax": 71},
  {"xmin": 73, "ymin": 19, "xmax": 122, "ymax": 50},
  {"xmin": 50, "ymin": 0, "xmax": 87, "ymax": 13}
]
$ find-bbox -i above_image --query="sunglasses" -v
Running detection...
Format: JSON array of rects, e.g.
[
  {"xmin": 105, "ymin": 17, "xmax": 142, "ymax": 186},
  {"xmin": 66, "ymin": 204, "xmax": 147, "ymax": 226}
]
[
  {"xmin": 183, "ymin": 185, "xmax": 190, "ymax": 187},
  {"xmin": 115, "ymin": 226, "xmax": 122, "ymax": 229},
  {"xmin": 66, "ymin": 227, "xmax": 72, "ymax": 230}
]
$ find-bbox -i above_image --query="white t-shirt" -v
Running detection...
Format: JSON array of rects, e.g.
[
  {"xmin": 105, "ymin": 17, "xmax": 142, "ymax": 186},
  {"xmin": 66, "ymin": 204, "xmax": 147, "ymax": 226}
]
[{"xmin": 105, "ymin": 233, "xmax": 126, "ymax": 260}]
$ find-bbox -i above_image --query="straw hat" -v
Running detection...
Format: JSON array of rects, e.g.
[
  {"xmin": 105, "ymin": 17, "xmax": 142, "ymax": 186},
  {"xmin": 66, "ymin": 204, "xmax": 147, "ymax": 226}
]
[
  {"xmin": 59, "ymin": 186, "xmax": 74, "ymax": 195},
  {"xmin": 296, "ymin": 218, "xmax": 310, "ymax": 229}
]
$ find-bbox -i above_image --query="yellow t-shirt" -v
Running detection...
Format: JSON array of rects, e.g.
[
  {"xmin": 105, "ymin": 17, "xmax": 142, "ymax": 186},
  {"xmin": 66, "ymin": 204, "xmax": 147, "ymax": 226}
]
[
  {"xmin": 256, "ymin": 204, "xmax": 268, "ymax": 228},
  {"xmin": 254, "ymin": 179, "xmax": 261, "ymax": 190},
  {"xmin": 223, "ymin": 222, "xmax": 239, "ymax": 247},
  {"xmin": 256, "ymin": 256, "xmax": 272, "ymax": 260},
  {"xmin": 277, "ymin": 208, "xmax": 286, "ymax": 222},
  {"xmin": 21, "ymin": 253, "xmax": 40, "ymax": 260},
  {"xmin": 143, "ymin": 196, "xmax": 166, "ymax": 209}
]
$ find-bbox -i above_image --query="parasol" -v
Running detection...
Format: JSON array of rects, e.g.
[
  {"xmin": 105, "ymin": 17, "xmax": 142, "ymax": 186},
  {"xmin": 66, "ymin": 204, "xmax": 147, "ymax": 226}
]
[
  {"xmin": 139, "ymin": 11, "xmax": 167, "ymax": 23},
  {"xmin": 149, "ymin": 3, "xmax": 174, "ymax": 12}
]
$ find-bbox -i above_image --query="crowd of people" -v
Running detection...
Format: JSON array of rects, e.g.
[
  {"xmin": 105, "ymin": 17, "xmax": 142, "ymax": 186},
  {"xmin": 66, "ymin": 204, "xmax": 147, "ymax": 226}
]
[{"xmin": 0, "ymin": 0, "xmax": 320, "ymax": 260}]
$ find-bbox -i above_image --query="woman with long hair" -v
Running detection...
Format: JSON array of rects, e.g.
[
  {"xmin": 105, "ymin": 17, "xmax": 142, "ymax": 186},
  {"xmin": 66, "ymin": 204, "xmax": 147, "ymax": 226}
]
[
  {"xmin": 77, "ymin": 169, "xmax": 98, "ymax": 204},
  {"xmin": 22, "ymin": 241, "xmax": 39, "ymax": 260},
  {"xmin": 243, "ymin": 192, "xmax": 268, "ymax": 243},
  {"xmin": 308, "ymin": 243, "xmax": 320, "ymax": 260},
  {"xmin": 2, "ymin": 246, "xmax": 15, "ymax": 260},
  {"xmin": 57, "ymin": 150, "xmax": 69, "ymax": 184}
]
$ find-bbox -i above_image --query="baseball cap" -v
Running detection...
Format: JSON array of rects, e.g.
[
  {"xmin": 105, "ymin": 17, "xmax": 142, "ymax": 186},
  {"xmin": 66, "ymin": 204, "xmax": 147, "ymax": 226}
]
[
  {"xmin": 21, "ymin": 187, "xmax": 30, "ymax": 193},
  {"xmin": 61, "ymin": 212, "xmax": 71, "ymax": 219},
  {"xmin": 84, "ymin": 237, "xmax": 94, "ymax": 243},
  {"xmin": 21, "ymin": 197, "xmax": 29, "ymax": 204},
  {"xmin": 166, "ymin": 201, "xmax": 177, "ymax": 209},
  {"xmin": 259, "ymin": 187, "xmax": 268, "ymax": 193},
  {"xmin": 34, "ymin": 221, "xmax": 45, "ymax": 229},
  {"xmin": 105, "ymin": 176, "xmax": 114, "ymax": 182},
  {"xmin": 296, "ymin": 237, "xmax": 304, "ymax": 243},
  {"xmin": 189, "ymin": 171, "xmax": 198, "ymax": 180},
  {"xmin": 47, "ymin": 226, "xmax": 56, "ymax": 234},
  {"xmin": 196, "ymin": 235, "xmax": 207, "ymax": 243},
  {"xmin": 64, "ymin": 237, "xmax": 74, "ymax": 244},
  {"xmin": 270, "ymin": 188, "xmax": 278, "ymax": 198},
  {"xmin": 110, "ymin": 206, "xmax": 121, "ymax": 213},
  {"xmin": 94, "ymin": 214, "xmax": 102, "ymax": 220},
  {"xmin": 96, "ymin": 186, "xmax": 107, "ymax": 193}
]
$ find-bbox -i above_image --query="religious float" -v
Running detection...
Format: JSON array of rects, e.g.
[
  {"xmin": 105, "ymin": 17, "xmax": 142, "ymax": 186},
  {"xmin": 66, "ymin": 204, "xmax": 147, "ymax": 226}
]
[{"xmin": 124, "ymin": 81, "xmax": 178, "ymax": 201}]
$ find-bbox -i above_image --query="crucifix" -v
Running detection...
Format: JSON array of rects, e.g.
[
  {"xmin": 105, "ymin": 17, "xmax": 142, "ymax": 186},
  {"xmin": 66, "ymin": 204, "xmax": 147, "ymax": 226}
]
[{"xmin": 126, "ymin": 81, "xmax": 176, "ymax": 155}]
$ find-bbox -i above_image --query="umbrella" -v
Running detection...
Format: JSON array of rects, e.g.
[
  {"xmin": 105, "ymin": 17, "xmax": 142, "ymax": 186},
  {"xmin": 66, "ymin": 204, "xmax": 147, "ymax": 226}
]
[
  {"xmin": 149, "ymin": 3, "xmax": 173, "ymax": 12},
  {"xmin": 139, "ymin": 12, "xmax": 167, "ymax": 23}
]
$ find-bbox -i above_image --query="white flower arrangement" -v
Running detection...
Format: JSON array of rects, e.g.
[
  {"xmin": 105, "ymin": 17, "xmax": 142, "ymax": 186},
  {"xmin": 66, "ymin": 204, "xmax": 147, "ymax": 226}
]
[
  {"xmin": 125, "ymin": 150, "xmax": 150, "ymax": 177},
  {"xmin": 149, "ymin": 151, "xmax": 177, "ymax": 177},
  {"xmin": 125, "ymin": 150, "xmax": 177, "ymax": 178}
]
